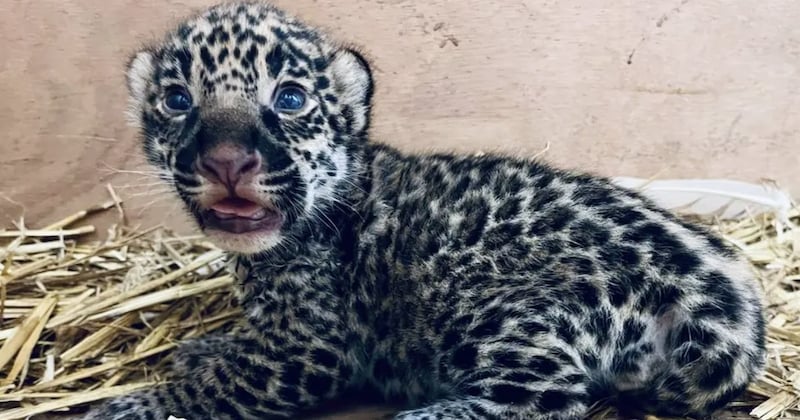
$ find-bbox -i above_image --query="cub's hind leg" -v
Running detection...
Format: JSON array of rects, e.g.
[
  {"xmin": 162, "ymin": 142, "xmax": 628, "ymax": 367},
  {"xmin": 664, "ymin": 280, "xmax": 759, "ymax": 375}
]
[
  {"xmin": 644, "ymin": 315, "xmax": 765, "ymax": 417},
  {"xmin": 609, "ymin": 290, "xmax": 765, "ymax": 418},
  {"xmin": 395, "ymin": 345, "xmax": 591, "ymax": 420}
]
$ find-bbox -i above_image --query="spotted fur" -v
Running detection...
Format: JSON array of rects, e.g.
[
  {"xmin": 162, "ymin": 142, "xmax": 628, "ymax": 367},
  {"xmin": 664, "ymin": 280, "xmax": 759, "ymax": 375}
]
[{"xmin": 84, "ymin": 2, "xmax": 766, "ymax": 419}]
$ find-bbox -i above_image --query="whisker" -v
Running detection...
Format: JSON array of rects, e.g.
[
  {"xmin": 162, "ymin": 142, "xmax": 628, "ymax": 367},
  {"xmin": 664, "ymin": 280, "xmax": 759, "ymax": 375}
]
[
  {"xmin": 113, "ymin": 181, "xmax": 172, "ymax": 190},
  {"xmin": 313, "ymin": 206, "xmax": 342, "ymax": 238},
  {"xmin": 100, "ymin": 162, "xmax": 170, "ymax": 177},
  {"xmin": 101, "ymin": 165, "xmax": 164, "ymax": 175},
  {"xmin": 261, "ymin": 163, "xmax": 299, "ymax": 180},
  {"xmin": 132, "ymin": 196, "xmax": 176, "ymax": 218},
  {"xmin": 335, "ymin": 177, "xmax": 369, "ymax": 196},
  {"xmin": 124, "ymin": 189, "xmax": 174, "ymax": 198},
  {"xmin": 48, "ymin": 134, "xmax": 119, "ymax": 142}
]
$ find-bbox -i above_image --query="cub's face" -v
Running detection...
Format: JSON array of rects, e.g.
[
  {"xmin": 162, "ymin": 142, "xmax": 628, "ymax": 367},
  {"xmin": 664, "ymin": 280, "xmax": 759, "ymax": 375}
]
[{"xmin": 126, "ymin": 3, "xmax": 373, "ymax": 254}]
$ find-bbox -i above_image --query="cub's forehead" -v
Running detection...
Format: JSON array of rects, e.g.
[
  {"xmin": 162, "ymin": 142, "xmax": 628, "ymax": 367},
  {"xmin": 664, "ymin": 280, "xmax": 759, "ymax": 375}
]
[
  {"xmin": 176, "ymin": 3, "xmax": 311, "ymax": 44},
  {"xmin": 149, "ymin": 2, "xmax": 335, "ymax": 84}
]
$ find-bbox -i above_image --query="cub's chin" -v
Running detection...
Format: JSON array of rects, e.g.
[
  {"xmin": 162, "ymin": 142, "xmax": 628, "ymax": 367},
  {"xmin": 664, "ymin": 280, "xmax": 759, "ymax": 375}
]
[
  {"xmin": 203, "ymin": 227, "xmax": 285, "ymax": 255},
  {"xmin": 198, "ymin": 200, "xmax": 286, "ymax": 255}
]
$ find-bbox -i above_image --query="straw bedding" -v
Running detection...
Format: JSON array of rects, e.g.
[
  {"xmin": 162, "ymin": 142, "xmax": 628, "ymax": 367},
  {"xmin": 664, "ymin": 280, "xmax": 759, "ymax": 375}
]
[{"xmin": 0, "ymin": 192, "xmax": 798, "ymax": 420}]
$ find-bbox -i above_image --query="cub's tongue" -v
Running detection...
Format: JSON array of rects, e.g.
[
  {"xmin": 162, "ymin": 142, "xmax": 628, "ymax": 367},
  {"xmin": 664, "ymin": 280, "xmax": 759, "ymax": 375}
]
[{"xmin": 210, "ymin": 197, "xmax": 264, "ymax": 219}]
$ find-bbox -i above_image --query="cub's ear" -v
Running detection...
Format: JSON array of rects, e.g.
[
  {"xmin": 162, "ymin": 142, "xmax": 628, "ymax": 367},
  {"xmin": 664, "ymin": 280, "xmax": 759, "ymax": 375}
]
[
  {"xmin": 125, "ymin": 51, "xmax": 155, "ymax": 125},
  {"xmin": 126, "ymin": 51, "xmax": 154, "ymax": 101},
  {"xmin": 330, "ymin": 47, "xmax": 375, "ymax": 133}
]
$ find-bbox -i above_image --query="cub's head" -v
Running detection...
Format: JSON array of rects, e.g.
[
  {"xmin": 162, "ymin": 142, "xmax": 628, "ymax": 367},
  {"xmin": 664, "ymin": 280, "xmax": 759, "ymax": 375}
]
[{"xmin": 126, "ymin": 2, "xmax": 373, "ymax": 254}]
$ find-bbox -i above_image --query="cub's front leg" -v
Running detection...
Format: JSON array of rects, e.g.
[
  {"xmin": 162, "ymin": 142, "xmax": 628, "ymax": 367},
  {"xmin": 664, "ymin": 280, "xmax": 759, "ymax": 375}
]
[
  {"xmin": 82, "ymin": 331, "xmax": 351, "ymax": 419},
  {"xmin": 83, "ymin": 268, "xmax": 354, "ymax": 419}
]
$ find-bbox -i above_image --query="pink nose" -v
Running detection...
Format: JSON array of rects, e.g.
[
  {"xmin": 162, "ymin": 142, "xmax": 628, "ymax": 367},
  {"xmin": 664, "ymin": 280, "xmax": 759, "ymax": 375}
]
[{"xmin": 197, "ymin": 144, "xmax": 262, "ymax": 188}]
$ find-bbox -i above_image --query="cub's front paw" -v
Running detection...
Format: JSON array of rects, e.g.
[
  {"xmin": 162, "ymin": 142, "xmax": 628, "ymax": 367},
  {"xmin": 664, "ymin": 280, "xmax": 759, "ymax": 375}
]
[{"xmin": 79, "ymin": 391, "xmax": 168, "ymax": 420}]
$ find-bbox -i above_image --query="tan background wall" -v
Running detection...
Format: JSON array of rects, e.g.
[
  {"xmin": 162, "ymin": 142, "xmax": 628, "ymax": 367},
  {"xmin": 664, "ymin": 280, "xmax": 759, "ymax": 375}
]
[{"xmin": 1, "ymin": 0, "xmax": 799, "ymax": 231}]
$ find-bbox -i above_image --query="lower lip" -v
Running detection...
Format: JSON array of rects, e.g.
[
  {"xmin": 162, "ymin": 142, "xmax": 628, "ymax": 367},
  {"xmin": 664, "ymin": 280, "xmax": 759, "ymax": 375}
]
[{"xmin": 201, "ymin": 209, "xmax": 283, "ymax": 234}]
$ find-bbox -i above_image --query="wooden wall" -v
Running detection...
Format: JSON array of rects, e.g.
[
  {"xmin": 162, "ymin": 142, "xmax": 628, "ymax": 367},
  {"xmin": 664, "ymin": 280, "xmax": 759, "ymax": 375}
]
[{"xmin": 2, "ymin": 0, "xmax": 798, "ymax": 230}]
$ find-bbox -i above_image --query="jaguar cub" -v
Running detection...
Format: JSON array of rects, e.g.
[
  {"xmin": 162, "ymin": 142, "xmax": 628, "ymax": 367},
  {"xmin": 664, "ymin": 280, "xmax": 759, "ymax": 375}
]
[{"xmin": 85, "ymin": 2, "xmax": 766, "ymax": 419}]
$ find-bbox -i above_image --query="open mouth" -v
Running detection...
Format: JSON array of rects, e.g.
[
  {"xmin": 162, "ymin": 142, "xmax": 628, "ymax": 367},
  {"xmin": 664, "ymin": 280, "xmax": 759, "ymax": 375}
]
[{"xmin": 201, "ymin": 197, "xmax": 283, "ymax": 234}]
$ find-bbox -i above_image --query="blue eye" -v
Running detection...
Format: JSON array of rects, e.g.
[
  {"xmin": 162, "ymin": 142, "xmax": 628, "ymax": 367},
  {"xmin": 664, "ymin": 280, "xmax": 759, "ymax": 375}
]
[
  {"xmin": 274, "ymin": 86, "xmax": 306, "ymax": 112},
  {"xmin": 164, "ymin": 87, "xmax": 192, "ymax": 113}
]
